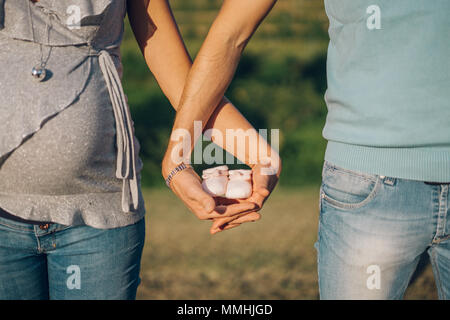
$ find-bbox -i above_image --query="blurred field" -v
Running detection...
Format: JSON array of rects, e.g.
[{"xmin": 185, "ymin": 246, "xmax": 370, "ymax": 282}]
[{"xmin": 136, "ymin": 187, "xmax": 438, "ymax": 300}]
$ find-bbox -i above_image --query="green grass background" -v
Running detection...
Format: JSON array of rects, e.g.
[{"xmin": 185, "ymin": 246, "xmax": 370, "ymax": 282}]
[
  {"xmin": 119, "ymin": 0, "xmax": 438, "ymax": 300},
  {"xmin": 137, "ymin": 188, "xmax": 437, "ymax": 300}
]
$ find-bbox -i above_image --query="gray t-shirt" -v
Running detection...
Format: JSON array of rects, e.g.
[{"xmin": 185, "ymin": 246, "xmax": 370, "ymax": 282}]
[{"xmin": 0, "ymin": 0, "xmax": 146, "ymax": 229}]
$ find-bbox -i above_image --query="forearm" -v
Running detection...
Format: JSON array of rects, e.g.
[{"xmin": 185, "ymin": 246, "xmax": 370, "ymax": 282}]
[
  {"xmin": 162, "ymin": 33, "xmax": 245, "ymax": 171},
  {"xmin": 162, "ymin": 0, "xmax": 277, "ymax": 175},
  {"xmin": 204, "ymin": 99, "xmax": 279, "ymax": 171},
  {"xmin": 136, "ymin": 25, "xmax": 263, "ymax": 172},
  {"xmin": 128, "ymin": 0, "xmax": 278, "ymax": 177},
  {"xmin": 163, "ymin": 44, "xmax": 279, "ymax": 175},
  {"xmin": 161, "ymin": 64, "xmax": 279, "ymax": 176},
  {"xmin": 129, "ymin": 0, "xmax": 243, "ymax": 135}
]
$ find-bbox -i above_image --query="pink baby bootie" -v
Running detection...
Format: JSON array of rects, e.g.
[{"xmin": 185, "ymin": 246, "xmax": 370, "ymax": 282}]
[
  {"xmin": 225, "ymin": 169, "xmax": 253, "ymax": 199},
  {"xmin": 201, "ymin": 165, "xmax": 229, "ymax": 197}
]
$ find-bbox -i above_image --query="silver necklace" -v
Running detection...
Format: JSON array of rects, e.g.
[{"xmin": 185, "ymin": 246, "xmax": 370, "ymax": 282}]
[{"xmin": 27, "ymin": 0, "xmax": 52, "ymax": 82}]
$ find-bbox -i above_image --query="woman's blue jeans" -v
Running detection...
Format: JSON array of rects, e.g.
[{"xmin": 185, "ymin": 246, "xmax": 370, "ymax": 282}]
[
  {"xmin": 316, "ymin": 160, "xmax": 450, "ymax": 299},
  {"xmin": 0, "ymin": 215, "xmax": 145, "ymax": 300}
]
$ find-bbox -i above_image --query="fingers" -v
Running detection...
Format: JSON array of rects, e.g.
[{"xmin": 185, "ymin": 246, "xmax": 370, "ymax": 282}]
[
  {"xmin": 213, "ymin": 201, "xmax": 257, "ymax": 217},
  {"xmin": 198, "ymin": 193, "xmax": 216, "ymax": 214},
  {"xmin": 211, "ymin": 223, "xmax": 241, "ymax": 234},
  {"xmin": 248, "ymin": 164, "xmax": 277, "ymax": 208},
  {"xmin": 210, "ymin": 215, "xmax": 239, "ymax": 234},
  {"xmin": 256, "ymin": 187, "xmax": 270, "ymax": 198},
  {"xmin": 175, "ymin": 171, "xmax": 256, "ymax": 219},
  {"xmin": 229, "ymin": 211, "xmax": 261, "ymax": 224},
  {"xmin": 209, "ymin": 211, "xmax": 261, "ymax": 234},
  {"xmin": 203, "ymin": 202, "xmax": 256, "ymax": 219},
  {"xmin": 213, "ymin": 196, "xmax": 247, "ymax": 206},
  {"xmin": 247, "ymin": 191, "xmax": 266, "ymax": 209},
  {"xmin": 171, "ymin": 170, "xmax": 254, "ymax": 219},
  {"xmin": 193, "ymin": 197, "xmax": 257, "ymax": 220},
  {"xmin": 210, "ymin": 222, "xmax": 237, "ymax": 234}
]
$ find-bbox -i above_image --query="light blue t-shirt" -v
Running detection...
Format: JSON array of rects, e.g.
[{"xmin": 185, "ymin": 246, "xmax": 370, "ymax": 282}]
[{"xmin": 323, "ymin": 0, "xmax": 450, "ymax": 182}]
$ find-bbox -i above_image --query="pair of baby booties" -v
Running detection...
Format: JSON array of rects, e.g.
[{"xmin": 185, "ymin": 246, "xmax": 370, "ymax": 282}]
[{"xmin": 201, "ymin": 165, "xmax": 253, "ymax": 199}]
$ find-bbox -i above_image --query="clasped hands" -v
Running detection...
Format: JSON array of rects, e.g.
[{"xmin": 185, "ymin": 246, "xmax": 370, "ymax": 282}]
[{"xmin": 164, "ymin": 159, "xmax": 280, "ymax": 234}]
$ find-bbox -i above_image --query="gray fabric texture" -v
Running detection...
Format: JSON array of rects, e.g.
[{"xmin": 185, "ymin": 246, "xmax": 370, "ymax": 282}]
[{"xmin": 0, "ymin": 0, "xmax": 147, "ymax": 229}]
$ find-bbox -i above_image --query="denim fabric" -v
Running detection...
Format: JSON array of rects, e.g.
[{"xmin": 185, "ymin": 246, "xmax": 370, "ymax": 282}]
[
  {"xmin": 0, "ymin": 216, "xmax": 145, "ymax": 300},
  {"xmin": 316, "ymin": 160, "xmax": 450, "ymax": 299}
]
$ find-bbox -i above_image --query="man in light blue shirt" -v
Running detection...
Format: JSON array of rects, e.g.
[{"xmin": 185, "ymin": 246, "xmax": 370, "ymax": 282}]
[{"xmin": 316, "ymin": 0, "xmax": 450, "ymax": 299}]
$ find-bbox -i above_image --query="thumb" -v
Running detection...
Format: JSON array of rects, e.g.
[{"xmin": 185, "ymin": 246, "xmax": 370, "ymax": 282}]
[
  {"xmin": 257, "ymin": 187, "xmax": 270, "ymax": 198},
  {"xmin": 200, "ymin": 194, "xmax": 215, "ymax": 214}
]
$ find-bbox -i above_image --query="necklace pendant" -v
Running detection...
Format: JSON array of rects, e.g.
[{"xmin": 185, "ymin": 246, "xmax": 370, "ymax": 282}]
[{"xmin": 31, "ymin": 65, "xmax": 47, "ymax": 82}]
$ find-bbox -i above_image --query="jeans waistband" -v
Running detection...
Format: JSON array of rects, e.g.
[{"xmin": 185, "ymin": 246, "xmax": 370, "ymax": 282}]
[{"xmin": 0, "ymin": 208, "xmax": 52, "ymax": 226}]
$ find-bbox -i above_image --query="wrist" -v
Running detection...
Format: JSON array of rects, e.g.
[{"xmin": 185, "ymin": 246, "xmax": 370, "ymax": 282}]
[
  {"xmin": 161, "ymin": 151, "xmax": 192, "ymax": 179},
  {"xmin": 161, "ymin": 157, "xmax": 177, "ymax": 180},
  {"xmin": 164, "ymin": 162, "xmax": 190, "ymax": 188},
  {"xmin": 252, "ymin": 154, "xmax": 282, "ymax": 177}
]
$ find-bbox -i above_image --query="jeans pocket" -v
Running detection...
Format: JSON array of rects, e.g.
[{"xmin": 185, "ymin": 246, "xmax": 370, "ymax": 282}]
[{"xmin": 320, "ymin": 161, "xmax": 381, "ymax": 210}]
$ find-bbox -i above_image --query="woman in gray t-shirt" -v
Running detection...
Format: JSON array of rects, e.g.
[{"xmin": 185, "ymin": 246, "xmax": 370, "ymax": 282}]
[{"xmin": 0, "ymin": 0, "xmax": 279, "ymax": 299}]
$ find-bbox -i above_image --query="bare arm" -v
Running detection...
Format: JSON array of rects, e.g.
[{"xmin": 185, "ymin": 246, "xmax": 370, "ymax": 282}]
[
  {"xmin": 127, "ymin": 0, "xmax": 280, "ymax": 233},
  {"xmin": 127, "ymin": 0, "xmax": 277, "ymax": 166},
  {"xmin": 160, "ymin": 0, "xmax": 278, "ymax": 176}
]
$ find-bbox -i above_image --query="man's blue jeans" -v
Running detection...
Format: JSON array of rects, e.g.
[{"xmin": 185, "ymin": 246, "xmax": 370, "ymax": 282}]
[
  {"xmin": 0, "ymin": 215, "xmax": 145, "ymax": 300},
  {"xmin": 316, "ymin": 160, "xmax": 450, "ymax": 299}
]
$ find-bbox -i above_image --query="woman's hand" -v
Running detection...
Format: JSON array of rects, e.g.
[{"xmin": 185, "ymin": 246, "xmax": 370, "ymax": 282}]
[{"xmin": 166, "ymin": 165, "xmax": 258, "ymax": 222}]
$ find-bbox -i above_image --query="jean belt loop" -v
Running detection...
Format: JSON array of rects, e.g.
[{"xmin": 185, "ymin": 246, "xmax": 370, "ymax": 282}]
[{"xmin": 380, "ymin": 175, "xmax": 396, "ymax": 186}]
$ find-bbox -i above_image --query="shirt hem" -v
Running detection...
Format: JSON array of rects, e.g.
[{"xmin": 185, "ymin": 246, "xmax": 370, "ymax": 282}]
[
  {"xmin": 0, "ymin": 190, "xmax": 146, "ymax": 229},
  {"xmin": 324, "ymin": 141, "xmax": 450, "ymax": 182}
]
